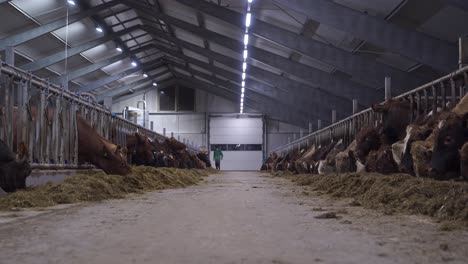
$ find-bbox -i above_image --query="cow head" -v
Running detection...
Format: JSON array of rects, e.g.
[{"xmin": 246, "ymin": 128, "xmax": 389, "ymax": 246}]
[
  {"xmin": 430, "ymin": 113, "xmax": 468, "ymax": 180},
  {"xmin": 97, "ymin": 143, "xmax": 132, "ymax": 175},
  {"xmin": 372, "ymin": 98, "xmax": 413, "ymax": 144},
  {"xmin": 132, "ymin": 133, "xmax": 157, "ymax": 166},
  {"xmin": 13, "ymin": 142, "xmax": 32, "ymax": 190},
  {"xmin": 355, "ymin": 127, "xmax": 381, "ymax": 162}
]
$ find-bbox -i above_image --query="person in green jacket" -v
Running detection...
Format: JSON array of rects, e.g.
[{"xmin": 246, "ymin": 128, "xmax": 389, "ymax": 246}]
[{"xmin": 213, "ymin": 147, "xmax": 223, "ymax": 170}]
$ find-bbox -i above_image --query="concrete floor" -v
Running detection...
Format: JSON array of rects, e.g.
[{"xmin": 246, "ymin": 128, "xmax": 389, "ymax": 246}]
[{"xmin": 0, "ymin": 171, "xmax": 467, "ymax": 264}]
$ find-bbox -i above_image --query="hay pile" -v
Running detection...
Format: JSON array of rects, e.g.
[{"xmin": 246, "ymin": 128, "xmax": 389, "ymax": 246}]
[
  {"xmin": 0, "ymin": 167, "xmax": 213, "ymax": 211},
  {"xmin": 283, "ymin": 173, "xmax": 468, "ymax": 224}
]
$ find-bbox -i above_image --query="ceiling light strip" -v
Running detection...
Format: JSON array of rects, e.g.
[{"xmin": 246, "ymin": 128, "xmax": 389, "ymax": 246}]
[{"xmin": 240, "ymin": 0, "xmax": 253, "ymax": 114}]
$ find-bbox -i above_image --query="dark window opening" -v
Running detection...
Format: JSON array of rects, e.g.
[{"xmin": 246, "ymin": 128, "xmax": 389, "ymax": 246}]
[
  {"xmin": 245, "ymin": 144, "xmax": 262, "ymax": 151},
  {"xmin": 228, "ymin": 144, "xmax": 244, "ymax": 151},
  {"xmin": 178, "ymin": 86, "xmax": 195, "ymax": 111},
  {"xmin": 211, "ymin": 144, "xmax": 227, "ymax": 151},
  {"xmin": 159, "ymin": 86, "xmax": 176, "ymax": 111},
  {"xmin": 211, "ymin": 144, "xmax": 262, "ymax": 151}
]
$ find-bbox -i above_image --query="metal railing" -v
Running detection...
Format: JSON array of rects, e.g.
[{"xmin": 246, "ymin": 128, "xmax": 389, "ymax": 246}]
[
  {"xmin": 0, "ymin": 61, "xmax": 199, "ymax": 170},
  {"xmin": 271, "ymin": 65, "xmax": 468, "ymax": 154}
]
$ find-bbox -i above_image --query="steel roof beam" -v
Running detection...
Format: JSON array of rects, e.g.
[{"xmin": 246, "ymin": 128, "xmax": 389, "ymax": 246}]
[
  {"xmin": 20, "ymin": 25, "xmax": 142, "ymax": 72},
  {"xmin": 169, "ymin": 60, "xmax": 330, "ymax": 122},
  {"xmin": 77, "ymin": 60, "xmax": 164, "ymax": 93},
  {"xmin": 131, "ymin": 12, "xmax": 379, "ymax": 105},
  {"xmin": 176, "ymin": 76, "xmax": 309, "ymax": 128},
  {"xmin": 0, "ymin": 0, "xmax": 123, "ymax": 50},
  {"xmin": 158, "ymin": 45, "xmax": 348, "ymax": 117},
  {"xmin": 272, "ymin": 0, "xmax": 457, "ymax": 73},
  {"xmin": 50, "ymin": 45, "xmax": 154, "ymax": 84},
  {"xmin": 170, "ymin": 65, "xmax": 315, "ymax": 125},
  {"xmin": 144, "ymin": 26, "xmax": 372, "ymax": 105},
  {"xmin": 145, "ymin": 37, "xmax": 358, "ymax": 111},
  {"xmin": 96, "ymin": 69, "xmax": 170, "ymax": 100},
  {"xmin": 119, "ymin": 4, "xmax": 376, "ymax": 104},
  {"xmin": 112, "ymin": 79, "xmax": 177, "ymax": 104},
  {"xmin": 174, "ymin": 0, "xmax": 429, "ymax": 91}
]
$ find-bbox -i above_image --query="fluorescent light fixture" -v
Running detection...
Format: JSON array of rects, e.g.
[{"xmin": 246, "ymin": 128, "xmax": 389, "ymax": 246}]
[
  {"xmin": 241, "ymin": 98, "xmax": 244, "ymax": 103},
  {"xmin": 153, "ymin": 82, "xmax": 158, "ymax": 86},
  {"xmin": 242, "ymin": 88, "xmax": 245, "ymax": 93},
  {"xmin": 242, "ymin": 72, "xmax": 246, "ymax": 80},
  {"xmin": 246, "ymin": 13, "xmax": 251, "ymax": 27},
  {"xmin": 143, "ymin": 73, "xmax": 148, "ymax": 78},
  {"xmin": 242, "ymin": 62, "xmax": 247, "ymax": 71},
  {"xmin": 248, "ymin": 0, "xmax": 253, "ymax": 3},
  {"xmin": 131, "ymin": 61, "xmax": 137, "ymax": 67},
  {"xmin": 95, "ymin": 27, "xmax": 103, "ymax": 33},
  {"xmin": 241, "ymin": 93, "xmax": 244, "ymax": 98},
  {"xmin": 116, "ymin": 47, "xmax": 122, "ymax": 52},
  {"xmin": 243, "ymin": 49, "xmax": 248, "ymax": 60},
  {"xmin": 243, "ymin": 34, "xmax": 249, "ymax": 46},
  {"xmin": 242, "ymin": 81, "xmax": 245, "ymax": 87},
  {"xmin": 67, "ymin": 0, "xmax": 76, "ymax": 5}
]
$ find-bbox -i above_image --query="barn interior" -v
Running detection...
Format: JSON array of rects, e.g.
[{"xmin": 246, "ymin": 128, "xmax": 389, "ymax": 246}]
[{"xmin": 0, "ymin": 0, "xmax": 467, "ymax": 263}]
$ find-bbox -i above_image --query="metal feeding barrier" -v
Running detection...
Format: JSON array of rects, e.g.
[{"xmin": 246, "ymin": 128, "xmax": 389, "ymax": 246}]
[
  {"xmin": 0, "ymin": 61, "xmax": 199, "ymax": 170},
  {"xmin": 271, "ymin": 65, "xmax": 468, "ymax": 155}
]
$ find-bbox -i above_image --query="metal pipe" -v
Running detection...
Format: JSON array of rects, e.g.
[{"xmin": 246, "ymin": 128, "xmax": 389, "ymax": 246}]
[{"xmin": 270, "ymin": 65, "xmax": 468, "ymax": 154}]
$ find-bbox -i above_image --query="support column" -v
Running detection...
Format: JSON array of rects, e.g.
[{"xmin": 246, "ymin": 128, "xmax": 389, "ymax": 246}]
[
  {"xmin": 103, "ymin": 96, "xmax": 113, "ymax": 110},
  {"xmin": 332, "ymin": 110, "xmax": 336, "ymax": 124},
  {"xmin": 385, "ymin": 77, "xmax": 392, "ymax": 100},
  {"xmin": 352, "ymin": 99, "xmax": 358, "ymax": 114},
  {"xmin": 308, "ymin": 122, "xmax": 312, "ymax": 134},
  {"xmin": 61, "ymin": 77, "xmax": 69, "ymax": 91},
  {"xmin": 5, "ymin": 46, "xmax": 14, "ymax": 66},
  {"xmin": 459, "ymin": 36, "xmax": 468, "ymax": 69},
  {"xmin": 317, "ymin": 119, "xmax": 322, "ymax": 130}
]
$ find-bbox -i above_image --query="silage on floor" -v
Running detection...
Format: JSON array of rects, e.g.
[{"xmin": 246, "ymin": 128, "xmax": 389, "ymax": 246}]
[
  {"xmin": 276, "ymin": 172, "xmax": 468, "ymax": 224},
  {"xmin": 0, "ymin": 167, "xmax": 213, "ymax": 211}
]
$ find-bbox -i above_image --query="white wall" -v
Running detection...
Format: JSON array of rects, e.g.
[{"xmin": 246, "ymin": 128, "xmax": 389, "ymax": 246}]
[
  {"xmin": 266, "ymin": 119, "xmax": 304, "ymax": 154},
  {"xmin": 110, "ymin": 89, "xmax": 252, "ymax": 148},
  {"xmin": 151, "ymin": 114, "xmax": 207, "ymax": 148},
  {"xmin": 110, "ymin": 87, "xmax": 300, "ymax": 154}
]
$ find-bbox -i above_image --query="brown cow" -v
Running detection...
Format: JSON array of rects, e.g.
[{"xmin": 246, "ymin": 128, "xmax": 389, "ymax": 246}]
[
  {"xmin": 365, "ymin": 145, "xmax": 399, "ymax": 174},
  {"xmin": 391, "ymin": 124, "xmax": 433, "ymax": 174},
  {"xmin": 430, "ymin": 112, "xmax": 467, "ymax": 180},
  {"xmin": 0, "ymin": 141, "xmax": 31, "ymax": 192},
  {"xmin": 127, "ymin": 133, "xmax": 156, "ymax": 166},
  {"xmin": 318, "ymin": 140, "xmax": 344, "ymax": 175},
  {"xmin": 410, "ymin": 135, "xmax": 434, "ymax": 178},
  {"xmin": 372, "ymin": 98, "xmax": 413, "ymax": 145},
  {"xmin": 460, "ymin": 142, "xmax": 468, "ymax": 180},
  {"xmin": 354, "ymin": 127, "xmax": 381, "ymax": 163},
  {"xmin": 294, "ymin": 145, "xmax": 317, "ymax": 174},
  {"xmin": 166, "ymin": 137, "xmax": 187, "ymax": 152},
  {"xmin": 77, "ymin": 115, "xmax": 131, "ymax": 175},
  {"xmin": 335, "ymin": 140, "xmax": 363, "ymax": 173},
  {"xmin": 266, "ymin": 152, "xmax": 278, "ymax": 171}
]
